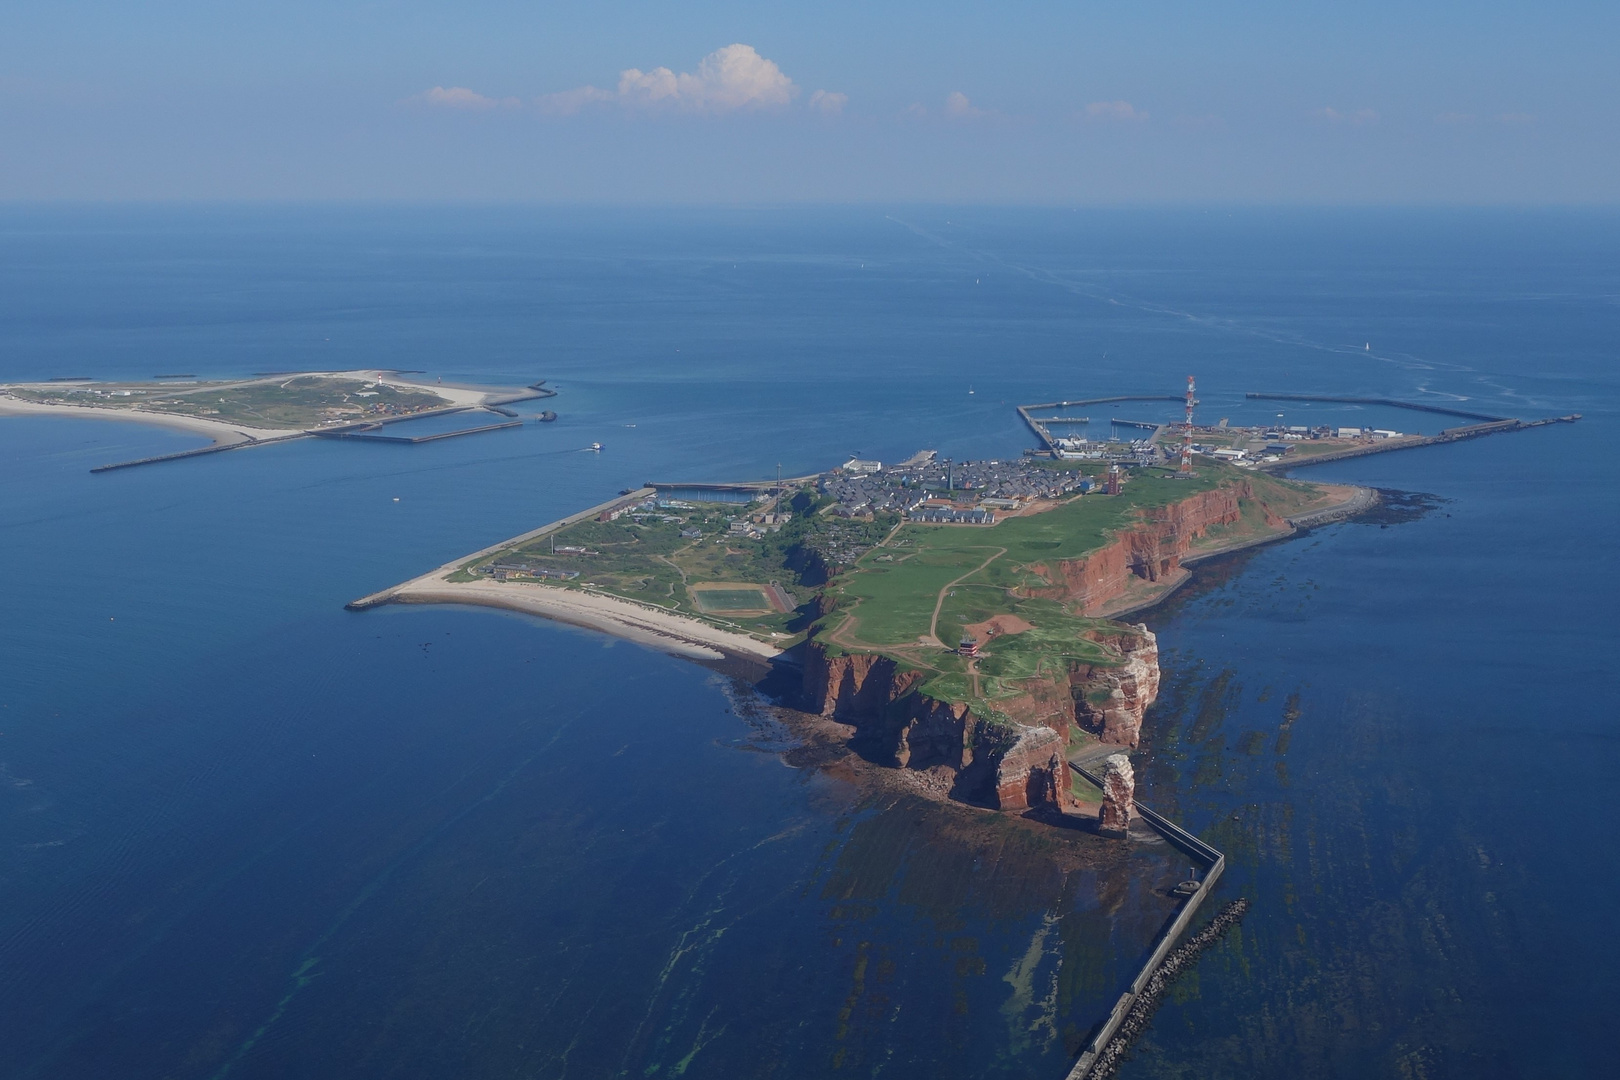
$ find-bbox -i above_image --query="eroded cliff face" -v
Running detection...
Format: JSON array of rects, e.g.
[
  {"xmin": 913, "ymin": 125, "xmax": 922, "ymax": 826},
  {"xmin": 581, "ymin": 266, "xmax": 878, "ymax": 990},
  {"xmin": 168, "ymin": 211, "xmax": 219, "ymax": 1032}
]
[
  {"xmin": 801, "ymin": 626, "xmax": 1160, "ymax": 811},
  {"xmin": 1069, "ymin": 625, "xmax": 1160, "ymax": 748},
  {"xmin": 1022, "ymin": 483, "xmax": 1280, "ymax": 615},
  {"xmin": 1098, "ymin": 753, "xmax": 1135, "ymax": 839}
]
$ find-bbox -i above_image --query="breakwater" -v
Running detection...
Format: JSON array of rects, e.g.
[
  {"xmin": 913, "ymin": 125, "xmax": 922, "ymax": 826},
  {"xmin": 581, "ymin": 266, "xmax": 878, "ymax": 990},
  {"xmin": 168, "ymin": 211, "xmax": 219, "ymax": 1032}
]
[
  {"xmin": 1065, "ymin": 762, "xmax": 1227, "ymax": 1080},
  {"xmin": 1243, "ymin": 391, "xmax": 1508, "ymax": 422},
  {"xmin": 89, "ymin": 432, "xmax": 305, "ymax": 473},
  {"xmin": 1018, "ymin": 396, "xmax": 1183, "ymax": 454},
  {"xmin": 1082, "ymin": 899, "xmax": 1252, "ymax": 1080},
  {"xmin": 313, "ymin": 417, "xmax": 523, "ymax": 444},
  {"xmin": 1256, "ymin": 414, "xmax": 1579, "ymax": 474}
]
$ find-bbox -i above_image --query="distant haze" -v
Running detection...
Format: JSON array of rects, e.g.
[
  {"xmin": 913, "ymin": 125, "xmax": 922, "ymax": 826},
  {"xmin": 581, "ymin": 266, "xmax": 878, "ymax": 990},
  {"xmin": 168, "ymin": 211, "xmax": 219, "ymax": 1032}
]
[{"xmin": 2, "ymin": 1, "xmax": 1617, "ymax": 203}]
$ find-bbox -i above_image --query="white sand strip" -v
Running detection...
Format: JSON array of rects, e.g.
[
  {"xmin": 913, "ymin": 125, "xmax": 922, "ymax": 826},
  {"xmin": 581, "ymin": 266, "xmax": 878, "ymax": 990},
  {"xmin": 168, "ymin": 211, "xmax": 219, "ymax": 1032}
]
[
  {"xmin": 393, "ymin": 579, "xmax": 782, "ymax": 663},
  {"xmin": 0, "ymin": 398, "xmax": 291, "ymax": 444}
]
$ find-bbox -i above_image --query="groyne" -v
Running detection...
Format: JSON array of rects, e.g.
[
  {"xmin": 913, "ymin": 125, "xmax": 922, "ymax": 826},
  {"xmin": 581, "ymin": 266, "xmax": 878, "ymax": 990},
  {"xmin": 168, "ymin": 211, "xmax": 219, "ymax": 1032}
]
[
  {"xmin": 90, "ymin": 432, "xmax": 307, "ymax": 473},
  {"xmin": 1065, "ymin": 762, "xmax": 1227, "ymax": 1080}
]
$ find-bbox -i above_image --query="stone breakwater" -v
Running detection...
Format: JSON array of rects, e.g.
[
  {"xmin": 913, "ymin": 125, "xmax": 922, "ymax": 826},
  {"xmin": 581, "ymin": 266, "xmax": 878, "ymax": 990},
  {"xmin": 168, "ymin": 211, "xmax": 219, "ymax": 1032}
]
[
  {"xmin": 801, "ymin": 628, "xmax": 1160, "ymax": 810},
  {"xmin": 1083, "ymin": 898, "xmax": 1252, "ymax": 1080}
]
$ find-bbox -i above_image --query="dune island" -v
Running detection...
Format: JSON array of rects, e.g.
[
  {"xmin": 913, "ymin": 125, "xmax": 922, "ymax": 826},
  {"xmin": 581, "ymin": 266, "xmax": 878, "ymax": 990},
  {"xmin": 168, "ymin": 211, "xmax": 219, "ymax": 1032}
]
[{"xmin": 0, "ymin": 370, "xmax": 558, "ymax": 469}]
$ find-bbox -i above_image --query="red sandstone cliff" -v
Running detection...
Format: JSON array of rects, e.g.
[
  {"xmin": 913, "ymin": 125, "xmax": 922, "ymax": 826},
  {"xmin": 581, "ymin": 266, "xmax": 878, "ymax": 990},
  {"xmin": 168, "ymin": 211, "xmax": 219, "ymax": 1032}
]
[
  {"xmin": 1022, "ymin": 482, "xmax": 1281, "ymax": 615},
  {"xmin": 801, "ymin": 623, "xmax": 1159, "ymax": 811},
  {"xmin": 1070, "ymin": 625, "xmax": 1160, "ymax": 748}
]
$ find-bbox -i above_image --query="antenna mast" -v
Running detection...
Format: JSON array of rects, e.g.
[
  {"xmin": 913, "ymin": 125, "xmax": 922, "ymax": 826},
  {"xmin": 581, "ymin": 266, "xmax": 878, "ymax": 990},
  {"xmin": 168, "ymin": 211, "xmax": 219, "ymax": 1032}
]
[{"xmin": 1179, "ymin": 375, "xmax": 1197, "ymax": 475}]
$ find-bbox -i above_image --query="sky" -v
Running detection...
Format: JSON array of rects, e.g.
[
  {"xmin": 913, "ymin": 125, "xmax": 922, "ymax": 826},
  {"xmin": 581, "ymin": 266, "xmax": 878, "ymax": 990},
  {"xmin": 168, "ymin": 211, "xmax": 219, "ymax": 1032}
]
[{"xmin": 2, "ymin": 0, "xmax": 1617, "ymax": 203}]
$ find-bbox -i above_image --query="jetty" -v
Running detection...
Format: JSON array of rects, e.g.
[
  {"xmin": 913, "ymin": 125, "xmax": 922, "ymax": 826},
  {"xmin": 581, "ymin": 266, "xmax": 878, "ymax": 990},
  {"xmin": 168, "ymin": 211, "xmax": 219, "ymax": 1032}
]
[
  {"xmin": 1064, "ymin": 757, "xmax": 1229, "ymax": 1080},
  {"xmin": 1243, "ymin": 393, "xmax": 1580, "ymax": 474},
  {"xmin": 1017, "ymin": 396, "xmax": 1183, "ymax": 456}
]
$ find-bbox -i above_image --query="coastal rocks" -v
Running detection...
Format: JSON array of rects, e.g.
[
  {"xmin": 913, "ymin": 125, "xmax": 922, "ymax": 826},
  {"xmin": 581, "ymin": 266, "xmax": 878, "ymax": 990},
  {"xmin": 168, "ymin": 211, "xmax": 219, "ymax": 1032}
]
[
  {"xmin": 987, "ymin": 725, "xmax": 1071, "ymax": 812},
  {"xmin": 1070, "ymin": 625, "xmax": 1161, "ymax": 747},
  {"xmin": 1023, "ymin": 484, "xmax": 1263, "ymax": 615},
  {"xmin": 801, "ymin": 644, "xmax": 1072, "ymax": 812},
  {"xmin": 1098, "ymin": 754, "xmax": 1134, "ymax": 838}
]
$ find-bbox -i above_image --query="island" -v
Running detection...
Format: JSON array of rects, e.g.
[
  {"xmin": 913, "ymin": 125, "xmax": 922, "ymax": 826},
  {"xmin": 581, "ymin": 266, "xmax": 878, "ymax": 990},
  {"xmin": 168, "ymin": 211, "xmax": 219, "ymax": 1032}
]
[
  {"xmin": 349, "ymin": 444, "xmax": 1365, "ymax": 816},
  {"xmin": 0, "ymin": 370, "xmax": 558, "ymax": 470},
  {"xmin": 343, "ymin": 385, "xmax": 1577, "ymax": 1079}
]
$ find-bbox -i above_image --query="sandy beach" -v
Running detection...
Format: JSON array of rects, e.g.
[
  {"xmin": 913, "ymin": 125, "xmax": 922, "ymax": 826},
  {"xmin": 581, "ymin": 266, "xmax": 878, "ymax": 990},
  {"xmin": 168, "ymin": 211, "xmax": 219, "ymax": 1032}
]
[
  {"xmin": 0, "ymin": 396, "xmax": 293, "ymax": 444},
  {"xmin": 391, "ymin": 578, "xmax": 784, "ymax": 663},
  {"xmin": 0, "ymin": 368, "xmax": 512, "ymax": 446}
]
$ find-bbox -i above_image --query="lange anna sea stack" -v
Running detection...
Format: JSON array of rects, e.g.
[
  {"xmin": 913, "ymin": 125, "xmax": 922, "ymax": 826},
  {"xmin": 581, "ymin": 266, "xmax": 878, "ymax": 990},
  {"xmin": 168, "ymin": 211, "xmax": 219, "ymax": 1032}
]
[{"xmin": 1099, "ymin": 754, "xmax": 1135, "ymax": 839}]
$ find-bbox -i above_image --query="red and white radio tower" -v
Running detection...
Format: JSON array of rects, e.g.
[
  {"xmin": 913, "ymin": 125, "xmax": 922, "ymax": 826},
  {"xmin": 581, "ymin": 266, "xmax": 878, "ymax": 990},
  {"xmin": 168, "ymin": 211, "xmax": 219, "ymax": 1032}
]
[{"xmin": 1178, "ymin": 375, "xmax": 1197, "ymax": 475}]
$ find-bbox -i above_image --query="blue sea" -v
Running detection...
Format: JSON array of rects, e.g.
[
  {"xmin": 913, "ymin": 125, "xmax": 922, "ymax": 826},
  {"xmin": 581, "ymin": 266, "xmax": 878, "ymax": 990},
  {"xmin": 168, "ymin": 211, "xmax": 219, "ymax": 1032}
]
[{"xmin": 1, "ymin": 206, "xmax": 1615, "ymax": 1078}]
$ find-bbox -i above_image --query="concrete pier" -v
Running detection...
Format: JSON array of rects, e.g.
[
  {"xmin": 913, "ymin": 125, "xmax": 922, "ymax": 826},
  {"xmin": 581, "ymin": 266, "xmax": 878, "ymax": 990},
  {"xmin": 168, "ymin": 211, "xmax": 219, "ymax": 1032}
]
[{"xmin": 1064, "ymin": 761, "xmax": 1226, "ymax": 1080}]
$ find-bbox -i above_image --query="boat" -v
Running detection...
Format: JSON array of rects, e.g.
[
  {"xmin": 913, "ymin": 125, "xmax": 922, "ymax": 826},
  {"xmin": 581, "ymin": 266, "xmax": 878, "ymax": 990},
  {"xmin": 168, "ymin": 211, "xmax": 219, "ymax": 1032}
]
[
  {"xmin": 588, "ymin": 442, "xmax": 602, "ymax": 452},
  {"xmin": 536, "ymin": 410, "xmax": 557, "ymax": 422}
]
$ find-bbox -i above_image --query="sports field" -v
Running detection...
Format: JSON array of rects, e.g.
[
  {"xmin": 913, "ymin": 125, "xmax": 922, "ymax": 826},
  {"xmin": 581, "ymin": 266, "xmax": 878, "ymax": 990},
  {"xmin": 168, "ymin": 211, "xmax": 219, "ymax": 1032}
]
[{"xmin": 690, "ymin": 585, "xmax": 776, "ymax": 614}]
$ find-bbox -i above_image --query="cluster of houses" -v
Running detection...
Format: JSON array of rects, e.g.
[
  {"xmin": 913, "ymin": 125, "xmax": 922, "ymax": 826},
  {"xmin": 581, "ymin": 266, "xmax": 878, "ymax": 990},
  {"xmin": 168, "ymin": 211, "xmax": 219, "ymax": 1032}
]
[{"xmin": 820, "ymin": 452, "xmax": 1098, "ymax": 523}]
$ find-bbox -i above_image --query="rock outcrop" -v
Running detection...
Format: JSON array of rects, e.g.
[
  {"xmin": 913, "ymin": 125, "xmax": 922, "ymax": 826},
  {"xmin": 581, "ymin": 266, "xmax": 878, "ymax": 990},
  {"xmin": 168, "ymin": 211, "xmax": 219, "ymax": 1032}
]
[
  {"xmin": 1021, "ymin": 483, "xmax": 1280, "ymax": 615},
  {"xmin": 990, "ymin": 726, "xmax": 1071, "ymax": 811},
  {"xmin": 801, "ymin": 646, "xmax": 1075, "ymax": 811},
  {"xmin": 1070, "ymin": 625, "xmax": 1160, "ymax": 747},
  {"xmin": 802, "ymin": 635, "xmax": 1164, "ymax": 812},
  {"xmin": 1098, "ymin": 754, "xmax": 1134, "ymax": 838}
]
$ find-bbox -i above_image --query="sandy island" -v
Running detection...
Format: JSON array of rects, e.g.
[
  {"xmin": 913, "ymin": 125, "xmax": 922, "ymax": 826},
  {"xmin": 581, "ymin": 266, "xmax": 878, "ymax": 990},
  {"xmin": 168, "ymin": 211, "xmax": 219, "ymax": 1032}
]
[{"xmin": 0, "ymin": 369, "xmax": 511, "ymax": 446}]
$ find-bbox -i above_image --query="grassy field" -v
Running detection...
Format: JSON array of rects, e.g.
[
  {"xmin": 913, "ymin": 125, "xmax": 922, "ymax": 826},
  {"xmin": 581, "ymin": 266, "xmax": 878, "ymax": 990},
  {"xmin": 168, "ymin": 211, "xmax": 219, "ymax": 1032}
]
[
  {"xmin": 8, "ymin": 375, "xmax": 447, "ymax": 428},
  {"xmin": 466, "ymin": 498, "xmax": 841, "ymax": 639},
  {"xmin": 461, "ymin": 462, "xmax": 1330, "ymax": 684},
  {"xmin": 817, "ymin": 464, "xmax": 1329, "ymax": 707}
]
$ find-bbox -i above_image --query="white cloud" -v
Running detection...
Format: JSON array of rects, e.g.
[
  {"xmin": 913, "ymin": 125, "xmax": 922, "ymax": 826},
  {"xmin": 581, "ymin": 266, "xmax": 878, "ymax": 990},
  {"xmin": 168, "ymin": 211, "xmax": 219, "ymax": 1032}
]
[
  {"xmin": 612, "ymin": 43, "xmax": 798, "ymax": 112},
  {"xmin": 1313, "ymin": 106, "xmax": 1379, "ymax": 126},
  {"xmin": 809, "ymin": 89, "xmax": 848, "ymax": 116},
  {"xmin": 535, "ymin": 85, "xmax": 616, "ymax": 116},
  {"xmin": 429, "ymin": 47, "xmax": 817, "ymax": 120},
  {"xmin": 944, "ymin": 91, "xmax": 988, "ymax": 119},
  {"xmin": 410, "ymin": 86, "xmax": 519, "ymax": 110},
  {"xmin": 1083, "ymin": 100, "xmax": 1148, "ymax": 123}
]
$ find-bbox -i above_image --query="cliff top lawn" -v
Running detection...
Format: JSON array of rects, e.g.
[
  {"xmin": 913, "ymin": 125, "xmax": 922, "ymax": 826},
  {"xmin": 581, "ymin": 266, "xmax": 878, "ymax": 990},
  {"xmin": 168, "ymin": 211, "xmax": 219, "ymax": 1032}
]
[
  {"xmin": 449, "ymin": 462, "xmax": 1336, "ymax": 665},
  {"xmin": 815, "ymin": 464, "xmax": 1334, "ymax": 707}
]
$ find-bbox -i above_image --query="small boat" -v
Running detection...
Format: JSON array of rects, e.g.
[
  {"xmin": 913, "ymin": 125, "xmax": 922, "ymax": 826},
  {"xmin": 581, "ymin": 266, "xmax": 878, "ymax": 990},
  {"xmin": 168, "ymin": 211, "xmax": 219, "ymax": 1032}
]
[
  {"xmin": 588, "ymin": 442, "xmax": 602, "ymax": 452},
  {"xmin": 968, "ymin": 386, "xmax": 975, "ymax": 395},
  {"xmin": 536, "ymin": 410, "xmax": 557, "ymax": 422}
]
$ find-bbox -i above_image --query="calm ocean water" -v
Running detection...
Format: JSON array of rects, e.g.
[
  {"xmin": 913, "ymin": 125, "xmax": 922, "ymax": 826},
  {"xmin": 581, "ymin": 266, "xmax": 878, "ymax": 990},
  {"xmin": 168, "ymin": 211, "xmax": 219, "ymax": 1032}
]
[{"xmin": 1, "ymin": 207, "xmax": 1615, "ymax": 1078}]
